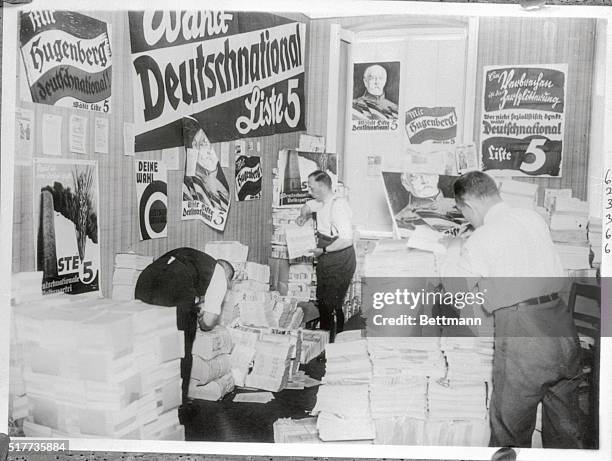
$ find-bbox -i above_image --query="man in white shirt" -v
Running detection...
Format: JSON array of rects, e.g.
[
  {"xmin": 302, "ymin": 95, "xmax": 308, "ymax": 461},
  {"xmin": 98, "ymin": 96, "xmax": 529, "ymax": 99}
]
[
  {"xmin": 453, "ymin": 171, "xmax": 582, "ymax": 448},
  {"xmin": 296, "ymin": 170, "xmax": 356, "ymax": 341}
]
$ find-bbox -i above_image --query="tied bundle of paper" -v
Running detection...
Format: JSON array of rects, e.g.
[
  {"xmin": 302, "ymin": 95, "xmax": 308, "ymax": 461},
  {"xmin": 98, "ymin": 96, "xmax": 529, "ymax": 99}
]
[
  {"xmin": 191, "ymin": 354, "xmax": 231, "ymax": 386},
  {"xmin": 288, "ymin": 264, "xmax": 314, "ymax": 301},
  {"xmin": 367, "ymin": 337, "xmax": 446, "ymax": 380},
  {"xmin": 273, "ymin": 417, "xmax": 321, "ymax": 443},
  {"xmin": 369, "ymin": 375, "xmax": 428, "ymax": 419},
  {"xmin": 588, "ymin": 217, "xmax": 602, "ymax": 268},
  {"xmin": 263, "ymin": 327, "xmax": 303, "ymax": 380},
  {"xmin": 192, "ymin": 326, "xmax": 233, "ymax": 360},
  {"xmin": 11, "ymin": 272, "xmax": 43, "ymax": 305},
  {"xmin": 234, "ymin": 261, "xmax": 271, "ymax": 284},
  {"xmin": 364, "ymin": 240, "xmax": 439, "ymax": 277},
  {"xmin": 322, "ymin": 339, "xmax": 372, "ymax": 385},
  {"xmin": 498, "ymin": 179, "xmax": 538, "ymax": 210},
  {"xmin": 300, "ymin": 330, "xmax": 329, "ymax": 363},
  {"xmin": 204, "ymin": 240, "xmax": 249, "ymax": 264},
  {"xmin": 428, "ymin": 381, "xmax": 488, "ymax": 420},
  {"xmin": 313, "ymin": 384, "xmax": 375, "ymax": 441},
  {"xmin": 374, "ymin": 416, "xmax": 427, "ymax": 445},
  {"xmin": 549, "ymin": 197, "xmax": 589, "ymax": 244},
  {"xmin": 244, "ymin": 338, "xmax": 293, "ymax": 392},
  {"xmin": 188, "ymin": 373, "xmax": 234, "ymax": 401},
  {"xmin": 230, "ymin": 344, "xmax": 256, "ymax": 387},
  {"xmin": 112, "ymin": 253, "xmax": 153, "ymax": 301},
  {"xmin": 274, "ymin": 297, "xmax": 304, "ymax": 329},
  {"xmin": 440, "ymin": 336, "xmax": 493, "ymax": 384},
  {"xmin": 424, "ymin": 418, "xmax": 490, "ymax": 446},
  {"xmin": 239, "ymin": 298, "xmax": 277, "ymax": 328}
]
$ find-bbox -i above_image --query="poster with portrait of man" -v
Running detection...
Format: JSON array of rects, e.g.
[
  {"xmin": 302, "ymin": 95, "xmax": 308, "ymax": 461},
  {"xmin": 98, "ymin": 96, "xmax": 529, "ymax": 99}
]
[{"xmin": 352, "ymin": 61, "xmax": 400, "ymax": 132}]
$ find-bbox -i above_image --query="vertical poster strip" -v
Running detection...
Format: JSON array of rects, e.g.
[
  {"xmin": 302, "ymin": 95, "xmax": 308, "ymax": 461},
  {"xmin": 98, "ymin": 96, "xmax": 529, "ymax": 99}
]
[
  {"xmin": 135, "ymin": 159, "xmax": 168, "ymax": 240},
  {"xmin": 480, "ymin": 64, "xmax": 567, "ymax": 177},
  {"xmin": 181, "ymin": 117, "xmax": 231, "ymax": 231},
  {"xmin": 235, "ymin": 155, "xmax": 263, "ymax": 201},
  {"xmin": 33, "ymin": 158, "xmax": 101, "ymax": 295}
]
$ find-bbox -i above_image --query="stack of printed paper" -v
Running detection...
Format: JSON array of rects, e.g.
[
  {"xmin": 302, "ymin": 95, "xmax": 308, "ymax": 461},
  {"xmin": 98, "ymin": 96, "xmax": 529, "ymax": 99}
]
[
  {"xmin": 554, "ymin": 242, "xmax": 591, "ymax": 270},
  {"xmin": 11, "ymin": 272, "xmax": 43, "ymax": 305},
  {"xmin": 369, "ymin": 375, "xmax": 428, "ymax": 420},
  {"xmin": 440, "ymin": 336, "xmax": 493, "ymax": 384},
  {"xmin": 549, "ymin": 197, "xmax": 589, "ymax": 244},
  {"xmin": 13, "ymin": 295, "xmax": 184, "ymax": 440},
  {"xmin": 313, "ymin": 384, "xmax": 375, "ymax": 441},
  {"xmin": 367, "ymin": 337, "xmax": 446, "ymax": 380},
  {"xmin": 245, "ymin": 338, "xmax": 293, "ymax": 392},
  {"xmin": 189, "ymin": 326, "xmax": 234, "ymax": 401},
  {"xmin": 588, "ymin": 217, "xmax": 602, "ymax": 268},
  {"xmin": 274, "ymin": 297, "xmax": 304, "ymax": 329},
  {"xmin": 204, "ymin": 240, "xmax": 249, "ymax": 265},
  {"xmin": 498, "ymin": 179, "xmax": 538, "ymax": 210},
  {"xmin": 288, "ymin": 264, "xmax": 315, "ymax": 301},
  {"xmin": 427, "ymin": 380, "xmax": 488, "ymax": 420},
  {"xmin": 373, "ymin": 416, "xmax": 427, "ymax": 445},
  {"xmin": 364, "ymin": 240, "xmax": 438, "ymax": 277},
  {"xmin": 424, "ymin": 417, "xmax": 490, "ymax": 446},
  {"xmin": 273, "ymin": 417, "xmax": 321, "ymax": 443},
  {"xmin": 322, "ymin": 339, "xmax": 372, "ymax": 384},
  {"xmin": 112, "ymin": 253, "xmax": 153, "ymax": 301}
]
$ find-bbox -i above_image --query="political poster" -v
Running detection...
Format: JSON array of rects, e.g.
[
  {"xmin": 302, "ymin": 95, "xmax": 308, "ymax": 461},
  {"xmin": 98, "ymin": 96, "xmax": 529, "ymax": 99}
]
[
  {"xmin": 129, "ymin": 11, "xmax": 306, "ymax": 152},
  {"xmin": 135, "ymin": 159, "xmax": 168, "ymax": 240},
  {"xmin": 352, "ymin": 61, "xmax": 400, "ymax": 132},
  {"xmin": 33, "ymin": 158, "xmax": 101, "ymax": 295},
  {"xmin": 405, "ymin": 107, "xmax": 457, "ymax": 145},
  {"xmin": 235, "ymin": 155, "xmax": 262, "ymax": 201},
  {"xmin": 20, "ymin": 10, "xmax": 112, "ymax": 112},
  {"xmin": 276, "ymin": 150, "xmax": 337, "ymax": 207},
  {"xmin": 182, "ymin": 117, "xmax": 230, "ymax": 231},
  {"xmin": 481, "ymin": 64, "xmax": 566, "ymax": 177}
]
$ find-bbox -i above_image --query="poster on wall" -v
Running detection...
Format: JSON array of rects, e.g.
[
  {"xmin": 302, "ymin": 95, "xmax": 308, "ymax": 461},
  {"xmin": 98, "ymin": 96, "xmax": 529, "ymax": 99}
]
[
  {"xmin": 135, "ymin": 159, "xmax": 168, "ymax": 240},
  {"xmin": 16, "ymin": 107, "xmax": 34, "ymax": 163},
  {"xmin": 235, "ymin": 155, "xmax": 262, "ymax": 201},
  {"xmin": 481, "ymin": 64, "xmax": 566, "ymax": 177},
  {"xmin": 19, "ymin": 11, "xmax": 112, "ymax": 112},
  {"xmin": 405, "ymin": 107, "xmax": 457, "ymax": 145},
  {"xmin": 352, "ymin": 61, "xmax": 400, "ymax": 132},
  {"xmin": 182, "ymin": 117, "xmax": 230, "ymax": 231},
  {"xmin": 276, "ymin": 149, "xmax": 338, "ymax": 207},
  {"xmin": 69, "ymin": 115, "xmax": 88, "ymax": 154},
  {"xmin": 33, "ymin": 158, "xmax": 100, "ymax": 295},
  {"xmin": 129, "ymin": 11, "xmax": 306, "ymax": 152}
]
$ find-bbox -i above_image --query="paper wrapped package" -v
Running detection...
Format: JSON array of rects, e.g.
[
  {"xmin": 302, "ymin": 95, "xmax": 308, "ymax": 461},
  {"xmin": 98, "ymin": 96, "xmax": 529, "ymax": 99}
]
[
  {"xmin": 188, "ymin": 373, "xmax": 235, "ymax": 401},
  {"xmin": 192, "ymin": 326, "xmax": 233, "ymax": 360}
]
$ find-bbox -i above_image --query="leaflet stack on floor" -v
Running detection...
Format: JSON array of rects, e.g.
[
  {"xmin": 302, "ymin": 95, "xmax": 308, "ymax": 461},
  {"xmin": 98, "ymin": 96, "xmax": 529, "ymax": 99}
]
[{"xmin": 111, "ymin": 253, "xmax": 154, "ymax": 301}]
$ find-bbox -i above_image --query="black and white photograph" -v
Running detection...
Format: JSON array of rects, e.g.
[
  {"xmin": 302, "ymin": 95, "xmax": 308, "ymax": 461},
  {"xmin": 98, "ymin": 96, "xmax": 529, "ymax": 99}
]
[{"xmin": 0, "ymin": 1, "xmax": 610, "ymax": 461}]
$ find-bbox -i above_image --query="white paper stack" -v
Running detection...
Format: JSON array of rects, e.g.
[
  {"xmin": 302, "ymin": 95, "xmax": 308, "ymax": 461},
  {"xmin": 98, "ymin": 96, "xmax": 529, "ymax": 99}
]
[
  {"xmin": 499, "ymin": 179, "xmax": 538, "ymax": 210},
  {"xmin": 274, "ymin": 297, "xmax": 304, "ymax": 329},
  {"xmin": 13, "ymin": 295, "xmax": 184, "ymax": 439},
  {"xmin": 188, "ymin": 373, "xmax": 235, "ymax": 401},
  {"xmin": 374, "ymin": 416, "xmax": 428, "ymax": 445},
  {"xmin": 369, "ymin": 375, "xmax": 428, "ymax": 420},
  {"xmin": 364, "ymin": 240, "xmax": 439, "ymax": 277},
  {"xmin": 11, "ymin": 272, "xmax": 43, "ymax": 305},
  {"xmin": 273, "ymin": 417, "xmax": 321, "ymax": 443},
  {"xmin": 112, "ymin": 253, "xmax": 153, "ymax": 301},
  {"xmin": 440, "ymin": 336, "xmax": 494, "ymax": 384},
  {"xmin": 428, "ymin": 381, "xmax": 488, "ymax": 420},
  {"xmin": 313, "ymin": 384, "xmax": 375, "ymax": 441},
  {"xmin": 424, "ymin": 417, "xmax": 490, "ymax": 446},
  {"xmin": 588, "ymin": 217, "xmax": 602, "ymax": 268},
  {"xmin": 300, "ymin": 330, "xmax": 330, "ymax": 363},
  {"xmin": 549, "ymin": 197, "xmax": 589, "ymax": 244},
  {"xmin": 323, "ymin": 339, "xmax": 372, "ymax": 384},
  {"xmin": 554, "ymin": 243, "xmax": 591, "ymax": 270},
  {"xmin": 367, "ymin": 337, "xmax": 446, "ymax": 380},
  {"xmin": 192, "ymin": 326, "xmax": 233, "ymax": 360},
  {"xmin": 204, "ymin": 241, "xmax": 249, "ymax": 264},
  {"xmin": 288, "ymin": 264, "xmax": 315, "ymax": 301},
  {"xmin": 245, "ymin": 338, "xmax": 293, "ymax": 392}
]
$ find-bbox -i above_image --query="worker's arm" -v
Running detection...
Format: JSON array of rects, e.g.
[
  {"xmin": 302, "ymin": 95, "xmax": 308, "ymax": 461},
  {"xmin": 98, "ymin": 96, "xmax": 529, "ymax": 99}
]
[
  {"xmin": 196, "ymin": 265, "xmax": 227, "ymax": 331},
  {"xmin": 296, "ymin": 202, "xmax": 314, "ymax": 226}
]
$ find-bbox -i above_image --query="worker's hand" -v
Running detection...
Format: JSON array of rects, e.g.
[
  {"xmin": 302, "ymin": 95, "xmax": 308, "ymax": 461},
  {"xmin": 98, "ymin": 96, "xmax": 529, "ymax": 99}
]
[
  {"xmin": 296, "ymin": 216, "xmax": 308, "ymax": 226},
  {"xmin": 197, "ymin": 309, "xmax": 219, "ymax": 331},
  {"xmin": 309, "ymin": 248, "xmax": 324, "ymax": 258}
]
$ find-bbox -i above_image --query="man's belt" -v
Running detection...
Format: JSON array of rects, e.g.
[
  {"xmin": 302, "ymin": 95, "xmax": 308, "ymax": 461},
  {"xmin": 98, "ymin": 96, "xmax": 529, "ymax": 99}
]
[{"xmin": 517, "ymin": 292, "xmax": 559, "ymax": 307}]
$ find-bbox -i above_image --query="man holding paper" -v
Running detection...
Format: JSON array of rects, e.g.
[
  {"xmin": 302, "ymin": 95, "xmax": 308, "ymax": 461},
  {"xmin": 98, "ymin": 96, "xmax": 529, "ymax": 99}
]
[
  {"xmin": 296, "ymin": 170, "xmax": 356, "ymax": 341},
  {"xmin": 134, "ymin": 248, "xmax": 235, "ymax": 402}
]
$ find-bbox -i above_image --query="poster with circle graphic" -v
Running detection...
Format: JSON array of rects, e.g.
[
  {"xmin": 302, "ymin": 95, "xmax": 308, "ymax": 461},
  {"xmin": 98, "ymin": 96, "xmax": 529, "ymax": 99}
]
[
  {"xmin": 135, "ymin": 159, "xmax": 168, "ymax": 240},
  {"xmin": 33, "ymin": 158, "xmax": 101, "ymax": 295}
]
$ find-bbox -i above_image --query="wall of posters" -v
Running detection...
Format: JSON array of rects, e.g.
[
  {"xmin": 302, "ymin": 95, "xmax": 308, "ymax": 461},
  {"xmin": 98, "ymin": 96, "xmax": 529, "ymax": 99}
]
[
  {"xmin": 135, "ymin": 159, "xmax": 168, "ymax": 240},
  {"xmin": 129, "ymin": 11, "xmax": 306, "ymax": 152},
  {"xmin": 276, "ymin": 149, "xmax": 338, "ymax": 207},
  {"xmin": 182, "ymin": 117, "xmax": 230, "ymax": 231},
  {"xmin": 405, "ymin": 106, "xmax": 457, "ymax": 145},
  {"xmin": 352, "ymin": 61, "xmax": 400, "ymax": 132},
  {"xmin": 481, "ymin": 64, "xmax": 567, "ymax": 177},
  {"xmin": 20, "ymin": 10, "xmax": 112, "ymax": 112},
  {"xmin": 235, "ymin": 155, "xmax": 262, "ymax": 201},
  {"xmin": 33, "ymin": 158, "xmax": 100, "ymax": 295}
]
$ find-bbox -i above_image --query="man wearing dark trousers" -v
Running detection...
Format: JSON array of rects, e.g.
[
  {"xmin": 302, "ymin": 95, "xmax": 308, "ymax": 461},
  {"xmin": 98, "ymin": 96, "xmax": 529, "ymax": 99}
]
[
  {"xmin": 452, "ymin": 171, "xmax": 582, "ymax": 448},
  {"xmin": 134, "ymin": 247, "xmax": 234, "ymax": 406}
]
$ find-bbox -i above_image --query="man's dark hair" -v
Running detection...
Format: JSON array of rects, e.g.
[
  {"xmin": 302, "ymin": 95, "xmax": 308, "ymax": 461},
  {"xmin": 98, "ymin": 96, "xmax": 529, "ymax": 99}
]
[
  {"xmin": 453, "ymin": 171, "xmax": 499, "ymax": 204},
  {"xmin": 217, "ymin": 259, "xmax": 235, "ymax": 281},
  {"xmin": 308, "ymin": 170, "xmax": 332, "ymax": 189}
]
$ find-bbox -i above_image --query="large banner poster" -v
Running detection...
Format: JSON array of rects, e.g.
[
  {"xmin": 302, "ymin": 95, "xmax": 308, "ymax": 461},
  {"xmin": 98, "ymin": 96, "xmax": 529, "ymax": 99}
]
[
  {"xmin": 481, "ymin": 64, "xmax": 566, "ymax": 177},
  {"xmin": 182, "ymin": 117, "xmax": 230, "ymax": 231},
  {"xmin": 352, "ymin": 61, "xmax": 400, "ymax": 132},
  {"xmin": 34, "ymin": 158, "xmax": 101, "ymax": 295},
  {"xmin": 277, "ymin": 149, "xmax": 337, "ymax": 207},
  {"xmin": 20, "ymin": 11, "xmax": 112, "ymax": 112},
  {"xmin": 129, "ymin": 11, "xmax": 306, "ymax": 152},
  {"xmin": 135, "ymin": 159, "xmax": 168, "ymax": 240}
]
